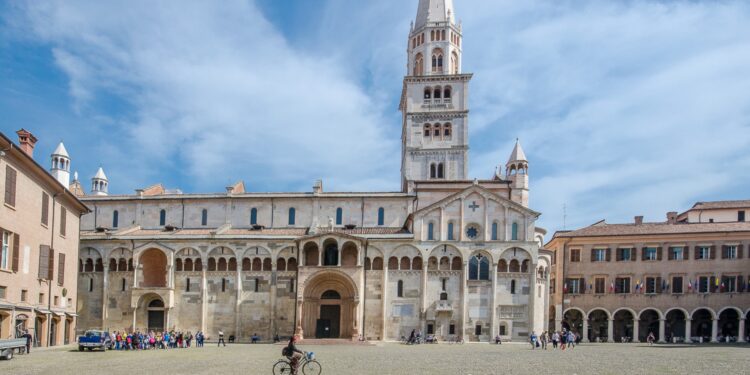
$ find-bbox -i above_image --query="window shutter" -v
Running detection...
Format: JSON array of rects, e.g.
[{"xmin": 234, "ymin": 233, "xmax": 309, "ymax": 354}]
[
  {"xmin": 656, "ymin": 277, "xmax": 662, "ymax": 293},
  {"xmin": 58, "ymin": 253, "xmax": 65, "ymax": 286},
  {"xmin": 657, "ymin": 247, "xmax": 663, "ymax": 261},
  {"xmin": 606, "ymin": 248, "xmax": 611, "ymax": 262},
  {"xmin": 630, "ymin": 248, "xmax": 636, "ymax": 261},
  {"xmin": 5, "ymin": 166, "xmax": 17, "ymax": 206},
  {"xmin": 710, "ymin": 245, "xmax": 716, "ymax": 259},
  {"xmin": 684, "ymin": 247, "xmax": 689, "ymax": 260},
  {"xmin": 641, "ymin": 247, "xmax": 646, "ymax": 261},
  {"xmin": 38, "ymin": 245, "xmax": 49, "ymax": 279},
  {"xmin": 12, "ymin": 233, "xmax": 20, "ymax": 272},
  {"xmin": 60, "ymin": 207, "xmax": 67, "ymax": 236},
  {"xmin": 694, "ymin": 246, "xmax": 700, "ymax": 259},
  {"xmin": 668, "ymin": 247, "xmax": 674, "ymax": 261},
  {"xmin": 0, "ymin": 230, "xmax": 4, "ymax": 268},
  {"xmin": 41, "ymin": 192, "xmax": 49, "ymax": 225},
  {"xmin": 47, "ymin": 247, "xmax": 54, "ymax": 281},
  {"xmin": 590, "ymin": 249, "xmax": 595, "ymax": 262},
  {"xmin": 738, "ymin": 244, "xmax": 744, "ymax": 259},
  {"xmin": 721, "ymin": 246, "xmax": 727, "ymax": 259},
  {"xmin": 710, "ymin": 276, "xmax": 717, "ymax": 292},
  {"xmin": 580, "ymin": 278, "xmax": 586, "ymax": 293}
]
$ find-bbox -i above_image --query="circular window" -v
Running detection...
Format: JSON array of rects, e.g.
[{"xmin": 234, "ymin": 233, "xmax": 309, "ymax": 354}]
[{"xmin": 465, "ymin": 225, "xmax": 480, "ymax": 239}]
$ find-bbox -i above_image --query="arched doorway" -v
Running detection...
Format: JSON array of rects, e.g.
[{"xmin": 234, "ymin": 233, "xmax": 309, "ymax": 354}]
[
  {"xmin": 691, "ymin": 309, "xmax": 713, "ymax": 342},
  {"xmin": 718, "ymin": 308, "xmax": 739, "ymax": 339},
  {"xmin": 548, "ymin": 306, "xmax": 556, "ymax": 332},
  {"xmin": 613, "ymin": 310, "xmax": 634, "ymax": 342},
  {"xmin": 665, "ymin": 309, "xmax": 686, "ymax": 342},
  {"xmin": 140, "ymin": 248, "xmax": 167, "ymax": 287},
  {"xmin": 588, "ymin": 309, "xmax": 609, "ymax": 342},
  {"xmin": 323, "ymin": 239, "xmax": 339, "ymax": 266},
  {"xmin": 50, "ymin": 317, "xmax": 59, "ymax": 346},
  {"xmin": 147, "ymin": 299, "xmax": 165, "ymax": 331},
  {"xmin": 301, "ymin": 271, "xmax": 358, "ymax": 339},
  {"xmin": 638, "ymin": 309, "xmax": 660, "ymax": 342},
  {"xmin": 563, "ymin": 309, "xmax": 583, "ymax": 335}
]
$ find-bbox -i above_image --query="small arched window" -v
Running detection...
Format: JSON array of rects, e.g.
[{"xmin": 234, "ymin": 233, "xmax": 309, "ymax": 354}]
[
  {"xmin": 433, "ymin": 124, "xmax": 441, "ymax": 137},
  {"xmin": 397, "ymin": 280, "xmax": 404, "ymax": 297},
  {"xmin": 437, "ymin": 163, "xmax": 445, "ymax": 179},
  {"xmin": 491, "ymin": 222, "xmax": 498, "ymax": 241},
  {"xmin": 112, "ymin": 210, "xmax": 119, "ymax": 228},
  {"xmin": 336, "ymin": 207, "xmax": 343, "ymax": 225},
  {"xmin": 414, "ymin": 53, "xmax": 424, "ymax": 76},
  {"xmin": 433, "ymin": 87, "xmax": 442, "ymax": 99},
  {"xmin": 430, "ymin": 30, "xmax": 435, "ymax": 41},
  {"xmin": 250, "ymin": 208, "xmax": 258, "ymax": 225},
  {"xmin": 451, "ymin": 51, "xmax": 459, "ymax": 74},
  {"xmin": 511, "ymin": 222, "xmax": 519, "ymax": 241},
  {"xmin": 444, "ymin": 123, "xmax": 451, "ymax": 138},
  {"xmin": 377, "ymin": 207, "xmax": 385, "ymax": 226},
  {"xmin": 444, "ymin": 86, "xmax": 451, "ymax": 99},
  {"xmin": 468, "ymin": 255, "xmax": 490, "ymax": 281},
  {"xmin": 441, "ymin": 30, "xmax": 446, "ymax": 40},
  {"xmin": 430, "ymin": 163, "xmax": 437, "ymax": 179},
  {"xmin": 424, "ymin": 124, "xmax": 431, "ymax": 137},
  {"xmin": 511, "ymin": 279, "xmax": 517, "ymax": 294},
  {"xmin": 288, "ymin": 207, "xmax": 296, "ymax": 226},
  {"xmin": 424, "ymin": 87, "xmax": 432, "ymax": 99},
  {"xmin": 447, "ymin": 222, "xmax": 454, "ymax": 241},
  {"xmin": 201, "ymin": 209, "xmax": 208, "ymax": 226},
  {"xmin": 159, "ymin": 209, "xmax": 166, "ymax": 226},
  {"xmin": 427, "ymin": 222, "xmax": 435, "ymax": 241}
]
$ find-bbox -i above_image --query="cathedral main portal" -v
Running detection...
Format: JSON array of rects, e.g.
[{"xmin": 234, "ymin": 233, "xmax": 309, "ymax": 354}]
[{"xmin": 301, "ymin": 271, "xmax": 358, "ymax": 339}]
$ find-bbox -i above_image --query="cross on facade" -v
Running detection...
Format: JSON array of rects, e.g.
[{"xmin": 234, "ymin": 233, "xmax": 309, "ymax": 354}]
[{"xmin": 469, "ymin": 201, "xmax": 480, "ymax": 212}]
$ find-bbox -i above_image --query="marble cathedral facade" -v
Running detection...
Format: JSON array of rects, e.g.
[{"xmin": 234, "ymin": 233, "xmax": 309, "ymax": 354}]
[{"xmin": 74, "ymin": 0, "xmax": 551, "ymax": 342}]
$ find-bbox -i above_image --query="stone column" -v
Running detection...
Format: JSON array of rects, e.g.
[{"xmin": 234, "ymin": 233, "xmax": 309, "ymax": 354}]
[
  {"xmin": 295, "ymin": 299, "xmax": 304, "ymax": 338},
  {"xmin": 527, "ymin": 264, "xmax": 537, "ymax": 335},
  {"xmin": 685, "ymin": 318, "xmax": 692, "ymax": 342},
  {"xmin": 201, "ymin": 267, "xmax": 207, "ymax": 334},
  {"xmin": 421, "ymin": 262, "xmax": 428, "ymax": 332},
  {"xmin": 461, "ymin": 260, "xmax": 468, "ymax": 338},
  {"xmin": 269, "ymin": 263, "xmax": 277, "ymax": 341},
  {"xmin": 632, "ymin": 319, "xmax": 639, "ymax": 342},
  {"xmin": 555, "ymin": 319, "xmax": 562, "ymax": 332},
  {"xmin": 381, "ymin": 261, "xmax": 388, "ymax": 340},
  {"xmin": 235, "ymin": 261, "xmax": 243, "ymax": 340},
  {"xmin": 738, "ymin": 318, "xmax": 746, "ymax": 343},
  {"xmin": 489, "ymin": 263, "xmax": 498, "ymax": 340},
  {"xmin": 658, "ymin": 319, "xmax": 666, "ymax": 343},
  {"xmin": 165, "ymin": 307, "xmax": 171, "ymax": 330},
  {"xmin": 607, "ymin": 319, "xmax": 614, "ymax": 343},
  {"xmin": 102, "ymin": 265, "xmax": 109, "ymax": 330},
  {"xmin": 582, "ymin": 318, "xmax": 589, "ymax": 343},
  {"xmin": 711, "ymin": 318, "xmax": 719, "ymax": 343}
]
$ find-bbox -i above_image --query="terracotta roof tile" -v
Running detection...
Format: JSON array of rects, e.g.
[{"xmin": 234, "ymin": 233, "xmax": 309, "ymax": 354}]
[
  {"xmin": 316, "ymin": 227, "xmax": 410, "ymax": 235},
  {"xmin": 556, "ymin": 221, "xmax": 750, "ymax": 238},
  {"xmin": 691, "ymin": 200, "xmax": 750, "ymax": 210}
]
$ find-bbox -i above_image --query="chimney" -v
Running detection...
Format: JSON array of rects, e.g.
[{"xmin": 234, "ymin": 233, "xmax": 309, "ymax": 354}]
[
  {"xmin": 313, "ymin": 179, "xmax": 323, "ymax": 195},
  {"xmin": 634, "ymin": 216, "xmax": 643, "ymax": 225},
  {"xmin": 666, "ymin": 212, "xmax": 678, "ymax": 224},
  {"xmin": 16, "ymin": 129, "xmax": 38, "ymax": 158}
]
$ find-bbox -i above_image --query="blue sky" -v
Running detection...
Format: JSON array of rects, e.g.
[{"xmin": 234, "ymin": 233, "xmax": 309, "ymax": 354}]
[{"xmin": 2, "ymin": 0, "xmax": 750, "ymax": 233}]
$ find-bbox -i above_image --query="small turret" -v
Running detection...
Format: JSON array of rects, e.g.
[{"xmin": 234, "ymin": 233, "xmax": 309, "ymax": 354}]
[
  {"xmin": 50, "ymin": 141, "xmax": 71, "ymax": 188},
  {"xmin": 505, "ymin": 139, "xmax": 529, "ymax": 207},
  {"xmin": 91, "ymin": 167, "xmax": 109, "ymax": 196}
]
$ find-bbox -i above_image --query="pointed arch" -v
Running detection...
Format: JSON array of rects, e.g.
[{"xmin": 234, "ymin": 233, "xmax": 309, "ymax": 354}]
[{"xmin": 413, "ymin": 52, "xmax": 424, "ymax": 76}]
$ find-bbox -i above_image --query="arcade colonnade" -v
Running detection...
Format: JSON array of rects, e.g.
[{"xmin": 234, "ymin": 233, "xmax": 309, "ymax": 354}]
[{"xmin": 559, "ymin": 306, "xmax": 749, "ymax": 343}]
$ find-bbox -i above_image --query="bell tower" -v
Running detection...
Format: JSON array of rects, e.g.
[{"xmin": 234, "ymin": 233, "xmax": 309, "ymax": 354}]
[{"xmin": 400, "ymin": 0, "xmax": 471, "ymax": 192}]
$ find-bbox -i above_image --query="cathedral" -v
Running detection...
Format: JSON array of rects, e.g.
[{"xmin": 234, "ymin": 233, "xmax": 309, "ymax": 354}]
[{"xmin": 72, "ymin": 0, "xmax": 551, "ymax": 342}]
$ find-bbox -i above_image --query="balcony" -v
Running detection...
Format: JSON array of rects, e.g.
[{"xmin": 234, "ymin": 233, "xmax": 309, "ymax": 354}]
[
  {"xmin": 435, "ymin": 300, "xmax": 453, "ymax": 313},
  {"xmin": 421, "ymin": 98, "xmax": 453, "ymax": 109}
]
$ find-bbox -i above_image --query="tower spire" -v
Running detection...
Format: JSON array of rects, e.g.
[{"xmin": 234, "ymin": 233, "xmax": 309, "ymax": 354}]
[{"xmin": 414, "ymin": 0, "xmax": 455, "ymax": 29}]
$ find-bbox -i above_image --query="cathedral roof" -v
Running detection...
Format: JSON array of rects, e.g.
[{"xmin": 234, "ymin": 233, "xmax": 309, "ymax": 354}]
[
  {"xmin": 93, "ymin": 166, "xmax": 108, "ymax": 180},
  {"xmin": 506, "ymin": 139, "xmax": 527, "ymax": 164},
  {"xmin": 52, "ymin": 142, "xmax": 69, "ymax": 157},
  {"xmin": 414, "ymin": 0, "xmax": 455, "ymax": 29}
]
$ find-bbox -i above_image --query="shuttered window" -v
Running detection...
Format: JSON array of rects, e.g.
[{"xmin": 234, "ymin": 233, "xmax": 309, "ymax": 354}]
[
  {"xmin": 4, "ymin": 166, "xmax": 17, "ymax": 207},
  {"xmin": 0, "ymin": 229, "xmax": 9, "ymax": 269},
  {"xmin": 58, "ymin": 253, "xmax": 65, "ymax": 286},
  {"xmin": 41, "ymin": 192, "xmax": 49, "ymax": 225},
  {"xmin": 38, "ymin": 245, "xmax": 50, "ymax": 279},
  {"xmin": 60, "ymin": 207, "xmax": 67, "ymax": 236},
  {"xmin": 12, "ymin": 233, "xmax": 19, "ymax": 272}
]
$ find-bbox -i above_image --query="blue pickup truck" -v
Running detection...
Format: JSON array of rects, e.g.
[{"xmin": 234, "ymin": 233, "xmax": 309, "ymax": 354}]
[{"xmin": 78, "ymin": 330, "xmax": 112, "ymax": 351}]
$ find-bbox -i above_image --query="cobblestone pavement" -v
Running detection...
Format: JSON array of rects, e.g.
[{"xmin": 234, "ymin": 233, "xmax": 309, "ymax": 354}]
[{"xmin": 4, "ymin": 342, "xmax": 749, "ymax": 375}]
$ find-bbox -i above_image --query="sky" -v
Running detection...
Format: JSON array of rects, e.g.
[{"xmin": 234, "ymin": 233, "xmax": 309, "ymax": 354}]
[{"xmin": 1, "ymin": 0, "xmax": 750, "ymax": 233}]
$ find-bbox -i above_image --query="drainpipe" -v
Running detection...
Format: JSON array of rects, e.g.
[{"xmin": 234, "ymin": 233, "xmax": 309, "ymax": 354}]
[
  {"xmin": 47, "ymin": 192, "xmax": 60, "ymax": 347},
  {"xmin": 293, "ymin": 243, "xmax": 299, "ymax": 336},
  {"xmin": 361, "ymin": 241, "xmax": 368, "ymax": 340}
]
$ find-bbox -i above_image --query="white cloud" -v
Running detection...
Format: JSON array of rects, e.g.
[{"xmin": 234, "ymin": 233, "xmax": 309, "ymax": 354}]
[{"xmin": 13, "ymin": 0, "xmax": 750, "ymax": 234}]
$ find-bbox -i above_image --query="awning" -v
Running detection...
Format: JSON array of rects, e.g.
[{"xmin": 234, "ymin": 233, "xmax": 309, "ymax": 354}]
[
  {"xmin": 65, "ymin": 312, "xmax": 79, "ymax": 317},
  {"xmin": 51, "ymin": 311, "xmax": 65, "ymax": 317},
  {"xmin": 35, "ymin": 309, "xmax": 51, "ymax": 315},
  {"xmin": 14, "ymin": 306, "xmax": 34, "ymax": 311},
  {"xmin": 0, "ymin": 304, "xmax": 14, "ymax": 311}
]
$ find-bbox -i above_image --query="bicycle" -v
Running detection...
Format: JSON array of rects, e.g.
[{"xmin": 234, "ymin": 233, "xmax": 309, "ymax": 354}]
[{"xmin": 273, "ymin": 351, "xmax": 322, "ymax": 375}]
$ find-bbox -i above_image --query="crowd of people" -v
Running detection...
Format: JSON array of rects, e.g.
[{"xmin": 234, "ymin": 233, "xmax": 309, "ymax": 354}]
[
  {"xmin": 528, "ymin": 329, "xmax": 581, "ymax": 350},
  {"xmin": 110, "ymin": 330, "xmax": 205, "ymax": 350}
]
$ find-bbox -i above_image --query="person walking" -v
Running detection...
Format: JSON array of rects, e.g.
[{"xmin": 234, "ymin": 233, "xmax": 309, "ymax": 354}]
[
  {"xmin": 23, "ymin": 330, "xmax": 32, "ymax": 354},
  {"xmin": 218, "ymin": 329, "xmax": 226, "ymax": 347},
  {"xmin": 551, "ymin": 331, "xmax": 559, "ymax": 350},
  {"xmin": 530, "ymin": 331, "xmax": 538, "ymax": 349}
]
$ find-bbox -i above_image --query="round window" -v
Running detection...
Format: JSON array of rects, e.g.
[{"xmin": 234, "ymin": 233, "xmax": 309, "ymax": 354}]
[{"xmin": 465, "ymin": 225, "xmax": 480, "ymax": 239}]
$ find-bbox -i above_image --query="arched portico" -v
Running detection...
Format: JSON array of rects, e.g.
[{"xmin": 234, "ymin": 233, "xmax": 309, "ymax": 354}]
[{"xmin": 300, "ymin": 271, "xmax": 359, "ymax": 339}]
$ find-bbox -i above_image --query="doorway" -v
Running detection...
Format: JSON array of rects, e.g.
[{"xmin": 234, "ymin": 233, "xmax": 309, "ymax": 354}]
[
  {"xmin": 147, "ymin": 299, "xmax": 165, "ymax": 331},
  {"xmin": 50, "ymin": 318, "xmax": 58, "ymax": 346},
  {"xmin": 316, "ymin": 305, "xmax": 340, "ymax": 338}
]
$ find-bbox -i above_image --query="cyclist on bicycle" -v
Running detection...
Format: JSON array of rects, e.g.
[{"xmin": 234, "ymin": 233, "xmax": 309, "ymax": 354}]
[{"xmin": 283, "ymin": 335, "xmax": 304, "ymax": 374}]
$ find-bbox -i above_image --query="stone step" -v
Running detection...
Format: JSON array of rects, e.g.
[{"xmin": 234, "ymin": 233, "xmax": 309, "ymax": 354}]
[{"xmin": 295, "ymin": 338, "xmax": 374, "ymax": 346}]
